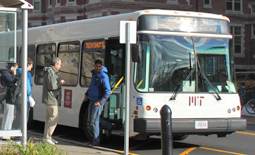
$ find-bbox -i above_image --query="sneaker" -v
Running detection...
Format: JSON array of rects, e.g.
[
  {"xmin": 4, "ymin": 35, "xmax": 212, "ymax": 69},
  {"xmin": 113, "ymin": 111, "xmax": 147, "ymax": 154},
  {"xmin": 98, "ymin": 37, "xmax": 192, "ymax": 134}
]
[
  {"xmin": 106, "ymin": 123, "xmax": 115, "ymax": 137},
  {"xmin": 52, "ymin": 138, "xmax": 58, "ymax": 144},
  {"xmin": 42, "ymin": 138, "xmax": 55, "ymax": 145},
  {"xmin": 88, "ymin": 142, "xmax": 100, "ymax": 147}
]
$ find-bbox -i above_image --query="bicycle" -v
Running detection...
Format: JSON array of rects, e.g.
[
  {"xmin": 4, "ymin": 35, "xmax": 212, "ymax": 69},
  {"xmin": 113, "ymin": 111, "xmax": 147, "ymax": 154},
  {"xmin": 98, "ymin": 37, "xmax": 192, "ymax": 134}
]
[
  {"xmin": 245, "ymin": 99, "xmax": 255, "ymax": 114},
  {"xmin": 238, "ymin": 87, "xmax": 255, "ymax": 112}
]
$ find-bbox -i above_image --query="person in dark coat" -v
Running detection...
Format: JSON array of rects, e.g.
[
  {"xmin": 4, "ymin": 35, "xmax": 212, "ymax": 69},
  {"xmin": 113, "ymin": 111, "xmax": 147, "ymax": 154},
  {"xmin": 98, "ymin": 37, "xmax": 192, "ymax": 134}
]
[{"xmin": 1, "ymin": 63, "xmax": 18, "ymax": 140}]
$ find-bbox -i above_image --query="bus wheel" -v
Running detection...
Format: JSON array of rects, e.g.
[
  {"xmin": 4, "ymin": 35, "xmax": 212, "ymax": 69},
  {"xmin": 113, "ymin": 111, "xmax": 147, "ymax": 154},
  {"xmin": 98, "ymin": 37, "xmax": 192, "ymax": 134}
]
[
  {"xmin": 83, "ymin": 109, "xmax": 93, "ymax": 142},
  {"xmin": 173, "ymin": 134, "xmax": 188, "ymax": 141},
  {"xmin": 82, "ymin": 108, "xmax": 108, "ymax": 143}
]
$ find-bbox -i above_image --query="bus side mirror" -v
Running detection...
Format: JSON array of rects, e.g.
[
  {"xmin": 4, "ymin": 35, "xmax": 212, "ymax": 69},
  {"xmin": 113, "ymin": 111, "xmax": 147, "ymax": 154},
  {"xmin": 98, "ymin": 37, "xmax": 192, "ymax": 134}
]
[{"xmin": 132, "ymin": 44, "xmax": 142, "ymax": 62}]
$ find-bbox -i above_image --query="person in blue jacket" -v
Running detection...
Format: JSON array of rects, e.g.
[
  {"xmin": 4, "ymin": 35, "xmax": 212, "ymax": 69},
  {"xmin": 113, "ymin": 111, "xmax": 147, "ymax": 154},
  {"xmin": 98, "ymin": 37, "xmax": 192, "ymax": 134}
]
[
  {"xmin": 83, "ymin": 59, "xmax": 115, "ymax": 146},
  {"xmin": 15, "ymin": 58, "xmax": 33, "ymax": 123}
]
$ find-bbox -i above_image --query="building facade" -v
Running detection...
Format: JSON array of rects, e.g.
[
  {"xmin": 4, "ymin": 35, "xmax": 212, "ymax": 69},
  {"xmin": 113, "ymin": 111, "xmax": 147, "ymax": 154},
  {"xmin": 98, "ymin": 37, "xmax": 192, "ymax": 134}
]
[{"xmin": 25, "ymin": 0, "xmax": 255, "ymax": 78}]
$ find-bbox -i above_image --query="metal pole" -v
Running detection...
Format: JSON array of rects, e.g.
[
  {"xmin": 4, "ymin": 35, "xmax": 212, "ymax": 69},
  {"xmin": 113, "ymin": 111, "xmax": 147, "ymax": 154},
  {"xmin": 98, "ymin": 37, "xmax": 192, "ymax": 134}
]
[
  {"xmin": 124, "ymin": 22, "xmax": 131, "ymax": 155},
  {"xmin": 160, "ymin": 105, "xmax": 173, "ymax": 155},
  {"xmin": 21, "ymin": 9, "xmax": 28, "ymax": 147}
]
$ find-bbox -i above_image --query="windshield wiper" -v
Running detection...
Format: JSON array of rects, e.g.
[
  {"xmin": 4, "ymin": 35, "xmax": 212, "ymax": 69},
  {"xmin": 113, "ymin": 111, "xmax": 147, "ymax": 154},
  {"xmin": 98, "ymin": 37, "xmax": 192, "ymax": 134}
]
[
  {"xmin": 170, "ymin": 37, "xmax": 221, "ymax": 101},
  {"xmin": 170, "ymin": 69, "xmax": 194, "ymax": 100},
  {"xmin": 197, "ymin": 61, "xmax": 221, "ymax": 100},
  {"xmin": 170, "ymin": 51, "xmax": 194, "ymax": 100}
]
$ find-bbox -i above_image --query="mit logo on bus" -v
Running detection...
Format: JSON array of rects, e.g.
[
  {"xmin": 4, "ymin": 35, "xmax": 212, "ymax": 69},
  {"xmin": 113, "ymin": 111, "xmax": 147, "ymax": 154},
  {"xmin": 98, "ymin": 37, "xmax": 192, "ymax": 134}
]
[{"xmin": 189, "ymin": 96, "xmax": 204, "ymax": 106}]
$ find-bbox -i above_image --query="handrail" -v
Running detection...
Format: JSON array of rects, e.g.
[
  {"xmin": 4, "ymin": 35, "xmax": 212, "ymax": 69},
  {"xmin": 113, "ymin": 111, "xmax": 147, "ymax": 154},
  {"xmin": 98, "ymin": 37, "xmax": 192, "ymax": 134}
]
[{"xmin": 111, "ymin": 76, "xmax": 124, "ymax": 94}]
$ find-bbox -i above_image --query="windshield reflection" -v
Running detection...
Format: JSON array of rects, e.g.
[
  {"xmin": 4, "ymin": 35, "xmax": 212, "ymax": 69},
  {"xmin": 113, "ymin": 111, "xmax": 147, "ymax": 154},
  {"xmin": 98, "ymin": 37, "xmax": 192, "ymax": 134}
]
[{"xmin": 134, "ymin": 35, "xmax": 236, "ymax": 93}]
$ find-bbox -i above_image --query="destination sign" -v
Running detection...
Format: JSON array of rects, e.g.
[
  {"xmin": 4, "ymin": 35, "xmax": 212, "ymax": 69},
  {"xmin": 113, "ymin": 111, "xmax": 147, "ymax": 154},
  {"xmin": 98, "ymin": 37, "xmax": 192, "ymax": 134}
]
[
  {"xmin": 137, "ymin": 15, "xmax": 230, "ymax": 34},
  {"xmin": 84, "ymin": 40, "xmax": 105, "ymax": 50}
]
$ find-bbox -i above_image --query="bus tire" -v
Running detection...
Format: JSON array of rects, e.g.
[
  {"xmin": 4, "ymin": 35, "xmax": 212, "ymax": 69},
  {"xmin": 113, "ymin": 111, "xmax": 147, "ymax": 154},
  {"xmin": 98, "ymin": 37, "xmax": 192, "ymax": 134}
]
[
  {"xmin": 83, "ymin": 108, "xmax": 93, "ymax": 142},
  {"xmin": 173, "ymin": 134, "xmax": 188, "ymax": 141},
  {"xmin": 82, "ymin": 108, "xmax": 108, "ymax": 143}
]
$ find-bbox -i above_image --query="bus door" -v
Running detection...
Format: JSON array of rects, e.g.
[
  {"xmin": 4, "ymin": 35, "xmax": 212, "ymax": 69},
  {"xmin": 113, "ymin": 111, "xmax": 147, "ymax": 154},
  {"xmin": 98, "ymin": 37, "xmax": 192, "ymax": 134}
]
[{"xmin": 103, "ymin": 39, "xmax": 125, "ymax": 130}]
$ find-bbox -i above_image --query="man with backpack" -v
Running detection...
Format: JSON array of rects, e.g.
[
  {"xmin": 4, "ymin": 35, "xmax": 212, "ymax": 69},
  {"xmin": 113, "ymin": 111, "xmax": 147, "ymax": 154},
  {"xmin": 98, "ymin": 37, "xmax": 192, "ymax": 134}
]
[{"xmin": 1, "ymin": 63, "xmax": 19, "ymax": 140}]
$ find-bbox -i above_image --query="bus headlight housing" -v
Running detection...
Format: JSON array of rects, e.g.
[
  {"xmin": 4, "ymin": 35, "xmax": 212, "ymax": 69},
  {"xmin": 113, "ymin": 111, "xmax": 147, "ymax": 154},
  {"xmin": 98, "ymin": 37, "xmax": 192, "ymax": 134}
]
[{"xmin": 153, "ymin": 107, "xmax": 158, "ymax": 113}]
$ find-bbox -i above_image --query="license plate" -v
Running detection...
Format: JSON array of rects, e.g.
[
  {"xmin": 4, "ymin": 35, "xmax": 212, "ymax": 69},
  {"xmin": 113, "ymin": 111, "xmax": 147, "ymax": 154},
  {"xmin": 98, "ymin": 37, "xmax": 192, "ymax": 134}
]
[{"xmin": 195, "ymin": 121, "xmax": 208, "ymax": 129}]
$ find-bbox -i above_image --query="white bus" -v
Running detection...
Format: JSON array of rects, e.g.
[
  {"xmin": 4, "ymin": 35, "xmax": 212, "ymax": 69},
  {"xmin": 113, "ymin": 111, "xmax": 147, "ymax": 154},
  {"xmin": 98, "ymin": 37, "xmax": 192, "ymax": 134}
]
[{"xmin": 11, "ymin": 9, "xmax": 247, "ymax": 140}]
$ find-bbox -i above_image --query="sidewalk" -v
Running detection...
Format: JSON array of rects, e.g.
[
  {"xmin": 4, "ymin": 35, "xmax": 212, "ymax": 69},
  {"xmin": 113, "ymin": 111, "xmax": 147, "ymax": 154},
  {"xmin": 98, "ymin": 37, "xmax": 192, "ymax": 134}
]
[{"xmin": 27, "ymin": 132, "xmax": 120, "ymax": 155}]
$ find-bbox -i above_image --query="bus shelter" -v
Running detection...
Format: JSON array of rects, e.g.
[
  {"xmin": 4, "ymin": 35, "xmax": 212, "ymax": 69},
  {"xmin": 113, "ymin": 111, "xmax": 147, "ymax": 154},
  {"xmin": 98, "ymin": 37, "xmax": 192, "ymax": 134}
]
[{"xmin": 0, "ymin": 0, "xmax": 33, "ymax": 145}]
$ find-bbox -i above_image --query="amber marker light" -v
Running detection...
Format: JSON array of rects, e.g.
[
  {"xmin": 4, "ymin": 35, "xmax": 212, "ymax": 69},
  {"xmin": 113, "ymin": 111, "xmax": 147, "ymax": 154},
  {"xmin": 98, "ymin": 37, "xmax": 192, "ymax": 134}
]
[
  {"xmin": 198, "ymin": 13, "xmax": 203, "ymax": 16},
  {"xmin": 187, "ymin": 12, "xmax": 191, "ymax": 15},
  {"xmin": 128, "ymin": 18, "xmax": 132, "ymax": 21},
  {"xmin": 50, "ymin": 29, "xmax": 53, "ymax": 31},
  {"xmin": 145, "ymin": 11, "xmax": 150, "ymax": 13},
  {"xmin": 146, "ymin": 106, "xmax": 151, "ymax": 111},
  {"xmin": 237, "ymin": 106, "xmax": 240, "ymax": 111},
  {"xmin": 222, "ymin": 15, "xmax": 230, "ymax": 22},
  {"xmin": 174, "ymin": 12, "xmax": 179, "ymax": 14}
]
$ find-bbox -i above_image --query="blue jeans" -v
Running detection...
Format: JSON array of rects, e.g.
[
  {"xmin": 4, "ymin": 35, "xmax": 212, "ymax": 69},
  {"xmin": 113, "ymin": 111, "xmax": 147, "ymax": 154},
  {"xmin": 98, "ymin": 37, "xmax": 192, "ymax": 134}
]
[
  {"xmin": 27, "ymin": 101, "xmax": 30, "ymax": 122},
  {"xmin": 87, "ymin": 100, "xmax": 112, "ymax": 144}
]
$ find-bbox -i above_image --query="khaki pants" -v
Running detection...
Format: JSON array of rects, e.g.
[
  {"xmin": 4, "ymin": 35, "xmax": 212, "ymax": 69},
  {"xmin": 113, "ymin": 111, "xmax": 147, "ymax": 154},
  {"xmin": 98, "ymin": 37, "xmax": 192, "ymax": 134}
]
[{"xmin": 44, "ymin": 104, "xmax": 59, "ymax": 139}]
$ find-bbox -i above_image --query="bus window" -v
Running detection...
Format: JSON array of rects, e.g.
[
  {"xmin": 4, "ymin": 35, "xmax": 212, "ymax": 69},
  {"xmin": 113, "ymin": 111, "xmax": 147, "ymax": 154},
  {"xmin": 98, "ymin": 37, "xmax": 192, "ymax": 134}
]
[
  {"xmin": 58, "ymin": 41, "xmax": 80, "ymax": 86},
  {"xmin": 135, "ymin": 35, "xmax": 195, "ymax": 92},
  {"xmin": 107, "ymin": 44, "xmax": 124, "ymax": 87},
  {"xmin": 196, "ymin": 38, "xmax": 236, "ymax": 93},
  {"xmin": 80, "ymin": 40, "xmax": 105, "ymax": 87},
  {"xmin": 35, "ymin": 43, "xmax": 56, "ymax": 85},
  {"xmin": 28, "ymin": 45, "xmax": 36, "ymax": 76},
  {"xmin": 8, "ymin": 46, "xmax": 19, "ymax": 62}
]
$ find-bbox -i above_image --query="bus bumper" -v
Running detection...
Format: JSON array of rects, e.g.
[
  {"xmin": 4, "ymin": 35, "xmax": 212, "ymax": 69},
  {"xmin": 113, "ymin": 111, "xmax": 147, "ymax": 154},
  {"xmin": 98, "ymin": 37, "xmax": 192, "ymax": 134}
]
[{"xmin": 134, "ymin": 118, "xmax": 246, "ymax": 134}]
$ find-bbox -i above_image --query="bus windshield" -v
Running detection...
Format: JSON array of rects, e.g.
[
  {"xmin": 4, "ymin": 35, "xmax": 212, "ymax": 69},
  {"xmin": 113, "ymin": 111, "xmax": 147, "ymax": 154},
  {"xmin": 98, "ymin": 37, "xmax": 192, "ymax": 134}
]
[{"xmin": 134, "ymin": 34, "xmax": 236, "ymax": 93}]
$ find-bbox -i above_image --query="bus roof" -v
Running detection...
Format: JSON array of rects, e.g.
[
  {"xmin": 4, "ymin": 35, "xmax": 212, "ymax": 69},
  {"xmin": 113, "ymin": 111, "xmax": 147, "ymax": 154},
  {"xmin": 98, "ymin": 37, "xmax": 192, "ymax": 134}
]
[{"xmin": 25, "ymin": 9, "xmax": 230, "ymax": 45}]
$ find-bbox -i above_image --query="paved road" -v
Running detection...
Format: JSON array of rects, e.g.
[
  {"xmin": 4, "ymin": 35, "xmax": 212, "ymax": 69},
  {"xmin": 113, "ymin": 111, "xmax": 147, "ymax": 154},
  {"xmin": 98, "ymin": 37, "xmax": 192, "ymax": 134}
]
[{"xmin": 24, "ymin": 115, "xmax": 254, "ymax": 155}]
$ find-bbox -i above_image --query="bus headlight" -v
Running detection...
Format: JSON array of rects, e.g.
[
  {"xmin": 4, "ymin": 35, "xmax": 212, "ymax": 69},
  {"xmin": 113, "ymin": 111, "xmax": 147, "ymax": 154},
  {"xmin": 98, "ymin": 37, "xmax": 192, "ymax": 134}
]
[
  {"xmin": 153, "ymin": 107, "xmax": 158, "ymax": 113},
  {"xmin": 232, "ymin": 107, "xmax": 236, "ymax": 112}
]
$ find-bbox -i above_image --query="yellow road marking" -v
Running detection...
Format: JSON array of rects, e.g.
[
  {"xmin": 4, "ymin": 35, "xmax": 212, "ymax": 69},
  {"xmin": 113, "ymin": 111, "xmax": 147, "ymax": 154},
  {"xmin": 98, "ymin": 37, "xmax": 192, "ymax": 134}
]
[
  {"xmin": 200, "ymin": 147, "xmax": 246, "ymax": 155},
  {"xmin": 92, "ymin": 145, "xmax": 139, "ymax": 155},
  {"xmin": 236, "ymin": 131, "xmax": 255, "ymax": 136},
  {"xmin": 84, "ymin": 142, "xmax": 138, "ymax": 155},
  {"xmin": 179, "ymin": 147, "xmax": 197, "ymax": 155}
]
